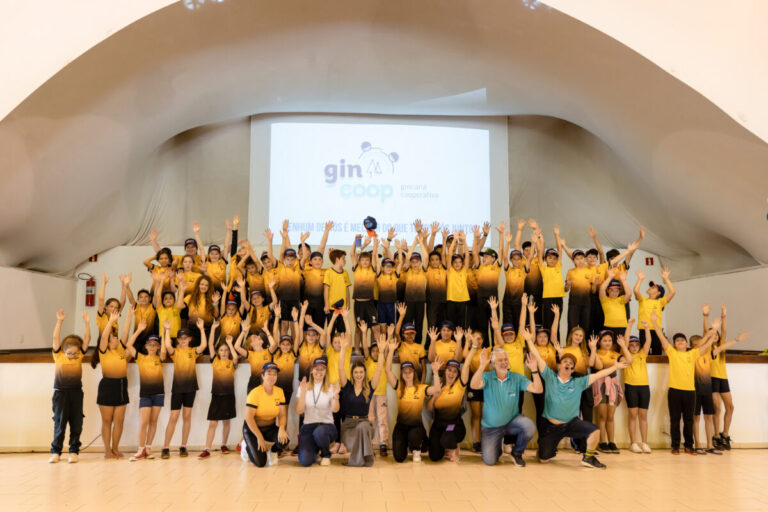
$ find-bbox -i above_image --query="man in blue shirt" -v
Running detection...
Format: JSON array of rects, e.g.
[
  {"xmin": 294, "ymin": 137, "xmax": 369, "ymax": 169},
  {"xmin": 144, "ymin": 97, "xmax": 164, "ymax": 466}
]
[
  {"xmin": 528, "ymin": 338, "xmax": 629, "ymax": 469},
  {"xmin": 470, "ymin": 347, "xmax": 541, "ymax": 466}
]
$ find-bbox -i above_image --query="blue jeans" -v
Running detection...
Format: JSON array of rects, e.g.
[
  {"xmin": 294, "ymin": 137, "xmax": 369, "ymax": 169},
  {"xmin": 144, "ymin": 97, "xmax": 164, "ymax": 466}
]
[
  {"xmin": 298, "ymin": 423, "xmax": 337, "ymax": 467},
  {"xmin": 481, "ymin": 414, "xmax": 536, "ymax": 465}
]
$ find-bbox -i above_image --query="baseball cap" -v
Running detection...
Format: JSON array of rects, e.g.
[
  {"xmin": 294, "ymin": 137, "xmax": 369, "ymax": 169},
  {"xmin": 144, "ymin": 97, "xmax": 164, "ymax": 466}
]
[
  {"xmin": 501, "ymin": 324, "xmax": 516, "ymax": 335},
  {"xmin": 283, "ymin": 248, "xmax": 297, "ymax": 257},
  {"xmin": 545, "ymin": 248, "xmax": 559, "ymax": 257},
  {"xmin": 586, "ymin": 248, "xmax": 599, "ymax": 257},
  {"xmin": 226, "ymin": 300, "xmax": 238, "ymax": 306},
  {"xmin": 509, "ymin": 249, "xmax": 522, "ymax": 258},
  {"xmin": 598, "ymin": 330, "xmax": 615, "ymax": 339},
  {"xmin": 184, "ymin": 238, "xmax": 197, "ymax": 247},
  {"xmin": 177, "ymin": 328, "xmax": 193, "ymax": 338},
  {"xmin": 608, "ymin": 279, "xmax": 622, "ymax": 288},
  {"xmin": 445, "ymin": 359, "xmax": 461, "ymax": 370},
  {"xmin": 312, "ymin": 357, "xmax": 327, "ymax": 367},
  {"xmin": 262, "ymin": 362, "xmax": 279, "ymax": 373},
  {"xmin": 649, "ymin": 281, "xmax": 666, "ymax": 297},
  {"xmin": 208, "ymin": 244, "xmax": 221, "ymax": 253},
  {"xmin": 483, "ymin": 248, "xmax": 498, "ymax": 260},
  {"xmin": 402, "ymin": 323, "xmax": 417, "ymax": 334},
  {"xmin": 410, "ymin": 252, "xmax": 422, "ymax": 260},
  {"xmin": 146, "ymin": 334, "xmax": 161, "ymax": 344},
  {"xmin": 310, "ymin": 251, "xmax": 323, "ymax": 260},
  {"xmin": 535, "ymin": 326, "xmax": 550, "ymax": 335},
  {"xmin": 672, "ymin": 332, "xmax": 687, "ymax": 342},
  {"xmin": 572, "ymin": 249, "xmax": 585, "ymax": 258},
  {"xmin": 381, "ymin": 258, "xmax": 394, "ymax": 266},
  {"xmin": 440, "ymin": 320, "xmax": 455, "ymax": 330},
  {"xmin": 400, "ymin": 361, "xmax": 416, "ymax": 371},
  {"xmin": 628, "ymin": 336, "xmax": 640, "ymax": 344}
]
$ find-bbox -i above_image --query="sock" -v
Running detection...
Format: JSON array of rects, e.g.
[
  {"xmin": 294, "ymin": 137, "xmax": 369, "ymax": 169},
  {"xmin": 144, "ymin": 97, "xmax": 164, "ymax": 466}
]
[{"xmin": 585, "ymin": 449, "xmax": 596, "ymax": 458}]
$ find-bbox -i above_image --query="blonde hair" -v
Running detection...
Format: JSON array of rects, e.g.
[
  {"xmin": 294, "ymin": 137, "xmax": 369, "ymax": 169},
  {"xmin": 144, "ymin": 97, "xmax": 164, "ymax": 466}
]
[
  {"xmin": 309, "ymin": 363, "xmax": 331, "ymax": 393},
  {"xmin": 565, "ymin": 327, "xmax": 589, "ymax": 359}
]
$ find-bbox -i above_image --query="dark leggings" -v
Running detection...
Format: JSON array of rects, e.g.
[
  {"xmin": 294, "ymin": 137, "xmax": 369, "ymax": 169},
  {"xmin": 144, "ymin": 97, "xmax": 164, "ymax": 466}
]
[
  {"xmin": 474, "ymin": 297, "xmax": 497, "ymax": 347},
  {"xmin": 589, "ymin": 293, "xmax": 603, "ymax": 337},
  {"xmin": 404, "ymin": 301, "xmax": 426, "ymax": 344},
  {"xmin": 428, "ymin": 420, "xmax": 466, "ymax": 461},
  {"xmin": 502, "ymin": 299, "xmax": 522, "ymax": 332},
  {"xmin": 242, "ymin": 423, "xmax": 286, "ymax": 467},
  {"xmin": 541, "ymin": 297, "xmax": 563, "ymax": 340},
  {"xmin": 445, "ymin": 301, "xmax": 468, "ymax": 329},
  {"xmin": 668, "ymin": 388, "xmax": 695, "ymax": 449},
  {"xmin": 426, "ymin": 301, "xmax": 446, "ymax": 330},
  {"xmin": 392, "ymin": 422, "xmax": 427, "ymax": 462},
  {"xmin": 567, "ymin": 297, "xmax": 591, "ymax": 336}
]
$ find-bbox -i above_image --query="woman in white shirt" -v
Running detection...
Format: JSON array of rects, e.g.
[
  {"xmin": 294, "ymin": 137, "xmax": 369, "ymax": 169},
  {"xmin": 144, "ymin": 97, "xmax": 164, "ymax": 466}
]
[{"xmin": 296, "ymin": 357, "xmax": 340, "ymax": 466}]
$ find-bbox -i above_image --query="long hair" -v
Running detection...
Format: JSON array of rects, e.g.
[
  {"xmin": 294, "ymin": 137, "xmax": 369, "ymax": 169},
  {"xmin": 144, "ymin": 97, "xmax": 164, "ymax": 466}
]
[
  {"xmin": 188, "ymin": 275, "xmax": 215, "ymax": 318},
  {"xmin": 566, "ymin": 327, "xmax": 589, "ymax": 360},
  {"xmin": 309, "ymin": 364, "xmax": 331, "ymax": 393},
  {"xmin": 398, "ymin": 366, "xmax": 418, "ymax": 398},
  {"xmin": 350, "ymin": 360, "xmax": 371, "ymax": 401}
]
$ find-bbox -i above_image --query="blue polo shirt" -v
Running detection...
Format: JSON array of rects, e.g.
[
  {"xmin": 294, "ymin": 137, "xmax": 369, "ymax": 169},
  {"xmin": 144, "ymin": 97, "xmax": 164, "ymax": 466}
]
[
  {"xmin": 541, "ymin": 366, "xmax": 590, "ymax": 423},
  {"xmin": 480, "ymin": 371, "xmax": 531, "ymax": 428}
]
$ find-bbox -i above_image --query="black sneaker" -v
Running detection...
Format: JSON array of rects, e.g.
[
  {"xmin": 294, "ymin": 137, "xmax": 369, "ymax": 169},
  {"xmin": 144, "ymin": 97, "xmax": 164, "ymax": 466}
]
[
  {"xmin": 720, "ymin": 433, "xmax": 732, "ymax": 450},
  {"xmin": 598, "ymin": 442, "xmax": 611, "ymax": 453},
  {"xmin": 607, "ymin": 442, "xmax": 620, "ymax": 454},
  {"xmin": 581, "ymin": 455, "xmax": 606, "ymax": 469},
  {"xmin": 179, "ymin": 446, "xmax": 188, "ymax": 457},
  {"xmin": 684, "ymin": 447, "xmax": 696, "ymax": 455},
  {"xmin": 379, "ymin": 444, "xmax": 388, "ymax": 457},
  {"xmin": 473, "ymin": 442, "xmax": 481, "ymax": 453},
  {"xmin": 511, "ymin": 452, "xmax": 526, "ymax": 467},
  {"xmin": 671, "ymin": 448, "xmax": 680, "ymax": 455},
  {"xmin": 161, "ymin": 448, "xmax": 170, "ymax": 459},
  {"xmin": 712, "ymin": 436, "xmax": 725, "ymax": 450}
]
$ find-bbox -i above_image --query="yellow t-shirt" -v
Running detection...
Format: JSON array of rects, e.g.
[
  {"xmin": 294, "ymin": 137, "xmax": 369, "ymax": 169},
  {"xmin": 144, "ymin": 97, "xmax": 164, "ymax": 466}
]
[
  {"xmin": 273, "ymin": 350, "xmax": 297, "ymax": 391},
  {"xmin": 596, "ymin": 348, "xmax": 620, "ymax": 376},
  {"xmin": 150, "ymin": 265, "xmax": 174, "ymax": 291},
  {"xmin": 100, "ymin": 343, "xmax": 128, "ymax": 379},
  {"xmin": 136, "ymin": 352, "xmax": 164, "ymax": 397},
  {"xmin": 433, "ymin": 380, "xmax": 466, "ymax": 422},
  {"xmin": 666, "ymin": 346, "xmax": 698, "ymax": 391},
  {"xmin": 245, "ymin": 269, "xmax": 266, "ymax": 296},
  {"xmin": 170, "ymin": 346, "xmax": 199, "ymax": 392},
  {"xmin": 247, "ymin": 348, "xmax": 272, "ymax": 377},
  {"xmin": 206, "ymin": 259, "xmax": 227, "ymax": 289},
  {"xmin": 426, "ymin": 265, "xmax": 448, "ymax": 302},
  {"xmin": 248, "ymin": 306, "xmax": 271, "ymax": 334},
  {"xmin": 53, "ymin": 348, "xmax": 84, "ymax": 389},
  {"xmin": 184, "ymin": 294, "xmax": 214, "ymax": 323},
  {"xmin": 365, "ymin": 357, "xmax": 388, "ymax": 395},
  {"xmin": 397, "ymin": 383, "xmax": 429, "ymax": 425},
  {"xmin": 246, "ymin": 385, "xmax": 286, "ymax": 423},
  {"xmin": 541, "ymin": 261, "xmax": 565, "ymax": 299},
  {"xmin": 323, "ymin": 268, "xmax": 351, "ymax": 308},
  {"xmin": 157, "ymin": 306, "xmax": 181, "ymax": 338},
  {"xmin": 468, "ymin": 347, "xmax": 491, "ymax": 373},
  {"xmin": 502, "ymin": 335, "xmax": 526, "ymax": 376},
  {"xmin": 535, "ymin": 344, "xmax": 558, "ymax": 370},
  {"xmin": 219, "ymin": 313, "xmax": 242, "ymax": 340},
  {"xmin": 434, "ymin": 339, "xmax": 457, "ymax": 362},
  {"xmin": 397, "ymin": 341, "xmax": 426, "ymax": 369},
  {"xmin": 376, "ymin": 271, "xmax": 399, "ymax": 303},
  {"xmin": 710, "ymin": 346, "xmax": 728, "ymax": 380},
  {"xmin": 624, "ymin": 351, "xmax": 648, "ymax": 386},
  {"xmin": 174, "ymin": 254, "xmax": 203, "ymax": 273},
  {"xmin": 637, "ymin": 295, "xmax": 669, "ymax": 328},
  {"xmin": 446, "ymin": 267, "xmax": 469, "ymax": 302},
  {"xmin": 566, "ymin": 267, "xmax": 594, "ymax": 300},
  {"xmin": 211, "ymin": 356, "xmax": 236, "ymax": 395},
  {"xmin": 601, "ymin": 296, "xmax": 627, "ymax": 328},
  {"xmin": 298, "ymin": 343, "xmax": 325, "ymax": 379},
  {"xmin": 588, "ymin": 262, "xmax": 609, "ymax": 287},
  {"xmin": 302, "ymin": 266, "xmax": 326, "ymax": 301},
  {"xmin": 562, "ymin": 345, "xmax": 588, "ymax": 375},
  {"xmin": 96, "ymin": 311, "xmax": 118, "ymax": 337},
  {"xmin": 326, "ymin": 344, "xmax": 352, "ymax": 384},
  {"xmin": 180, "ymin": 271, "xmax": 202, "ymax": 295}
]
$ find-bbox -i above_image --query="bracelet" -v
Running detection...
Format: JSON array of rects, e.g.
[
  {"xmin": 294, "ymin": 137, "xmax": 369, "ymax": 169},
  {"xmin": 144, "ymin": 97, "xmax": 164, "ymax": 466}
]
[{"xmin": 531, "ymin": 370, "xmax": 539, "ymax": 374}]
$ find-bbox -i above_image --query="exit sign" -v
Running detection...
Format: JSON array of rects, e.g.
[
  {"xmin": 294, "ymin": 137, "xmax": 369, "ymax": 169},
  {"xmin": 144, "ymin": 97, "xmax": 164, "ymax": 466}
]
[{"xmin": 645, "ymin": 257, "xmax": 654, "ymax": 265}]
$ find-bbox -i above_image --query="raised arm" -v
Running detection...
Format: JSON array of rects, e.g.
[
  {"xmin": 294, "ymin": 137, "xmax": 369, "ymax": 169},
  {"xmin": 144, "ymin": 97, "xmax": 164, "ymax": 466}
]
[
  {"xmin": 52, "ymin": 310, "xmax": 66, "ymax": 351},
  {"xmin": 461, "ymin": 344, "xmax": 477, "ymax": 384},
  {"xmin": 588, "ymin": 334, "xmax": 600, "ymax": 369},
  {"xmin": 126, "ymin": 320, "xmax": 147, "ymax": 360},
  {"xmin": 350, "ymin": 234, "xmax": 361, "ymax": 267},
  {"xmin": 369, "ymin": 335, "xmax": 387, "ymax": 386},
  {"xmin": 120, "ymin": 305, "xmax": 134, "ymax": 345},
  {"xmin": 97, "ymin": 273, "xmax": 108, "ymax": 314},
  {"xmin": 633, "ymin": 270, "xmax": 645, "ymax": 300},
  {"xmin": 521, "ymin": 327, "xmax": 546, "ymax": 372},
  {"xmin": 279, "ymin": 219, "xmax": 291, "ymax": 258},
  {"xmin": 223, "ymin": 219, "xmax": 233, "ymax": 261},
  {"xmin": 99, "ymin": 312, "xmax": 119, "ymax": 352},
  {"xmin": 720, "ymin": 304, "xmax": 727, "ymax": 343},
  {"xmin": 615, "ymin": 333, "xmax": 634, "ymax": 365},
  {"xmin": 640, "ymin": 321, "xmax": 653, "ymax": 355},
  {"xmin": 599, "ymin": 267, "xmax": 615, "ymax": 300},
  {"xmin": 588, "ymin": 226, "xmax": 606, "ymax": 264},
  {"xmin": 608, "ymin": 240, "xmax": 639, "ymax": 269},
  {"xmin": 514, "ymin": 219, "xmax": 526, "ymax": 252},
  {"xmin": 587, "ymin": 359, "xmax": 630, "ymax": 385},
  {"xmin": 233, "ymin": 325, "xmax": 249, "ymax": 358},
  {"xmin": 650, "ymin": 311, "xmax": 669, "ymax": 351},
  {"xmin": 660, "ymin": 267, "xmax": 676, "ymax": 302},
  {"xmin": 426, "ymin": 221, "xmax": 439, "ymax": 253},
  {"xmin": 394, "ymin": 302, "xmax": 406, "ymax": 341},
  {"xmin": 553, "ymin": 224, "xmax": 573, "ymax": 261},
  {"xmin": 624, "ymin": 227, "xmax": 644, "ymax": 266},
  {"xmin": 619, "ymin": 272, "xmax": 631, "ymax": 304},
  {"xmin": 698, "ymin": 319, "xmax": 722, "ymax": 355},
  {"xmin": 470, "ymin": 349, "xmax": 491, "ymax": 390},
  {"xmin": 712, "ymin": 332, "xmax": 749, "ymax": 357},
  {"xmin": 162, "ymin": 318, "xmax": 175, "ymax": 355},
  {"xmin": 149, "ymin": 228, "xmax": 162, "ymax": 254},
  {"xmin": 550, "ymin": 304, "xmax": 561, "ymax": 348},
  {"xmin": 427, "ymin": 326, "xmax": 438, "ymax": 362},
  {"xmin": 264, "ymin": 228, "xmax": 276, "ymax": 267},
  {"xmin": 384, "ymin": 340, "xmax": 398, "ymax": 388},
  {"xmin": 316, "ymin": 220, "xmax": 333, "ymax": 256},
  {"xmin": 338, "ymin": 333, "xmax": 350, "ymax": 388}
]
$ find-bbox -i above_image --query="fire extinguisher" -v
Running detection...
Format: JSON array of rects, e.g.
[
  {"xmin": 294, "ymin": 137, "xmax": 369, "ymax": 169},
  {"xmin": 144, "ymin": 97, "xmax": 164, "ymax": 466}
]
[{"xmin": 85, "ymin": 276, "xmax": 96, "ymax": 307}]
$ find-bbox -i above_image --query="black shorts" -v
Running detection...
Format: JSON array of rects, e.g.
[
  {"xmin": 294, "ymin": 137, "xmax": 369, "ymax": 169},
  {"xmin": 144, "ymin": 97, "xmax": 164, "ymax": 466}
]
[
  {"xmin": 377, "ymin": 302, "xmax": 396, "ymax": 326},
  {"xmin": 96, "ymin": 377, "xmax": 129, "ymax": 406},
  {"xmin": 624, "ymin": 384, "xmax": 650, "ymax": 409},
  {"xmin": 280, "ymin": 300, "xmax": 301, "ymax": 321},
  {"xmin": 711, "ymin": 377, "xmax": 730, "ymax": 394},
  {"xmin": 695, "ymin": 393, "xmax": 715, "ymax": 415},
  {"xmin": 171, "ymin": 391, "xmax": 197, "ymax": 410},
  {"xmin": 247, "ymin": 374, "xmax": 262, "ymax": 393},
  {"xmin": 537, "ymin": 418, "xmax": 598, "ymax": 461},
  {"xmin": 207, "ymin": 394, "xmax": 237, "ymax": 421},
  {"xmin": 354, "ymin": 300, "xmax": 378, "ymax": 325},
  {"xmin": 467, "ymin": 387, "xmax": 484, "ymax": 402}
]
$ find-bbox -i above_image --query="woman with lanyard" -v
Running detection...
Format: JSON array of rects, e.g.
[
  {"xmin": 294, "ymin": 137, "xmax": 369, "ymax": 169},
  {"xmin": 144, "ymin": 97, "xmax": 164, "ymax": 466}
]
[
  {"xmin": 241, "ymin": 362, "xmax": 289, "ymax": 467},
  {"xmin": 296, "ymin": 357, "xmax": 340, "ymax": 466},
  {"xmin": 427, "ymin": 345, "xmax": 475, "ymax": 462},
  {"xmin": 338, "ymin": 332, "xmax": 385, "ymax": 466}
]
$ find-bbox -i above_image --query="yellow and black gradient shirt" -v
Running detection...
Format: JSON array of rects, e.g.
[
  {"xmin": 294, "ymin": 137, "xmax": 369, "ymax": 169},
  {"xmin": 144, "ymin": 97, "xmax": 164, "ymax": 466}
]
[
  {"xmin": 710, "ymin": 346, "xmax": 727, "ymax": 380},
  {"xmin": 302, "ymin": 266, "xmax": 326, "ymax": 302},
  {"xmin": 247, "ymin": 348, "xmax": 272, "ymax": 377},
  {"xmin": 211, "ymin": 356, "xmax": 236, "ymax": 395},
  {"xmin": 100, "ymin": 343, "xmax": 128, "ymax": 379},
  {"xmin": 150, "ymin": 265, "xmax": 174, "ymax": 291},
  {"xmin": 298, "ymin": 343, "xmax": 324, "ymax": 379},
  {"xmin": 136, "ymin": 352, "xmax": 164, "ymax": 397},
  {"xmin": 426, "ymin": 264, "xmax": 448, "ymax": 303},
  {"xmin": 134, "ymin": 304, "xmax": 157, "ymax": 332},
  {"xmin": 466, "ymin": 267, "xmax": 479, "ymax": 298},
  {"xmin": 246, "ymin": 385, "xmax": 286, "ymax": 423},
  {"xmin": 397, "ymin": 383, "xmax": 429, "ymax": 426},
  {"xmin": 184, "ymin": 294, "xmax": 214, "ymax": 324},
  {"xmin": 245, "ymin": 268, "xmax": 266, "ymax": 296},
  {"xmin": 566, "ymin": 267, "xmax": 594, "ymax": 301},
  {"xmin": 180, "ymin": 271, "xmax": 202, "ymax": 295},
  {"xmin": 220, "ymin": 313, "xmax": 242, "ymax": 340},
  {"xmin": 157, "ymin": 306, "xmax": 181, "ymax": 338},
  {"xmin": 273, "ymin": 350, "xmax": 297, "ymax": 392},
  {"xmin": 433, "ymin": 379, "xmax": 466, "ymax": 423},
  {"xmin": 96, "ymin": 311, "xmax": 118, "ymax": 337},
  {"xmin": 376, "ymin": 271, "xmax": 399, "ymax": 303},
  {"xmin": 353, "ymin": 264, "xmax": 376, "ymax": 301},
  {"xmin": 503, "ymin": 264, "xmax": 526, "ymax": 301},
  {"xmin": 404, "ymin": 266, "xmax": 427, "ymax": 302},
  {"xmin": 227, "ymin": 256, "xmax": 243, "ymax": 290},
  {"xmin": 276, "ymin": 260, "xmax": 302, "ymax": 301},
  {"xmin": 694, "ymin": 350, "xmax": 713, "ymax": 393},
  {"xmin": 52, "ymin": 348, "xmax": 84, "ymax": 390},
  {"xmin": 206, "ymin": 259, "xmax": 227, "ymax": 289},
  {"xmin": 523, "ymin": 258, "xmax": 542, "ymax": 288},
  {"xmin": 248, "ymin": 306, "xmax": 271, "ymax": 334},
  {"xmin": 476, "ymin": 262, "xmax": 502, "ymax": 299},
  {"xmin": 171, "ymin": 346, "xmax": 199, "ymax": 393}
]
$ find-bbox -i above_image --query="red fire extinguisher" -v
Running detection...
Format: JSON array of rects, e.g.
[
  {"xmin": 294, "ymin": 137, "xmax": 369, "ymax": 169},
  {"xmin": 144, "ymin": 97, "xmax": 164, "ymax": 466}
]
[{"xmin": 85, "ymin": 277, "xmax": 96, "ymax": 307}]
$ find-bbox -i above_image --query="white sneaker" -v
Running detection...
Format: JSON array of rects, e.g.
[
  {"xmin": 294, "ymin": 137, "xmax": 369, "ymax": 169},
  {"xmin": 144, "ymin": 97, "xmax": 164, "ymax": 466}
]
[
  {"xmin": 320, "ymin": 457, "xmax": 331, "ymax": 466},
  {"xmin": 630, "ymin": 443, "xmax": 642, "ymax": 453},
  {"xmin": 68, "ymin": 453, "xmax": 79, "ymax": 463},
  {"xmin": 642, "ymin": 443, "xmax": 652, "ymax": 454},
  {"xmin": 239, "ymin": 440, "xmax": 249, "ymax": 463},
  {"xmin": 412, "ymin": 450, "xmax": 422, "ymax": 462},
  {"xmin": 48, "ymin": 454, "xmax": 60, "ymax": 463},
  {"xmin": 267, "ymin": 451, "xmax": 278, "ymax": 466},
  {"xmin": 502, "ymin": 444, "xmax": 512, "ymax": 454}
]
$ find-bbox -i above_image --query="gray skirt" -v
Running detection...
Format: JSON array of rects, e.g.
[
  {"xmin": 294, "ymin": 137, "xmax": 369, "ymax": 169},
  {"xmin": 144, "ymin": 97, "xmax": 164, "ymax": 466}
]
[{"xmin": 341, "ymin": 417, "xmax": 375, "ymax": 466}]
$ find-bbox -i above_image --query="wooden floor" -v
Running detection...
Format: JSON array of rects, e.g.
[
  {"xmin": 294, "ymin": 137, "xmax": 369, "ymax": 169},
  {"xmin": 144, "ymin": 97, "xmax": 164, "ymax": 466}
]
[{"xmin": 2, "ymin": 449, "xmax": 767, "ymax": 511}]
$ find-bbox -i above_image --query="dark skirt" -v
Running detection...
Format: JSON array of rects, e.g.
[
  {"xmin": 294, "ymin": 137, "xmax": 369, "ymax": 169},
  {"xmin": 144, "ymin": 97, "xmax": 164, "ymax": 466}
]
[
  {"xmin": 97, "ymin": 377, "xmax": 129, "ymax": 406},
  {"xmin": 207, "ymin": 394, "xmax": 237, "ymax": 421}
]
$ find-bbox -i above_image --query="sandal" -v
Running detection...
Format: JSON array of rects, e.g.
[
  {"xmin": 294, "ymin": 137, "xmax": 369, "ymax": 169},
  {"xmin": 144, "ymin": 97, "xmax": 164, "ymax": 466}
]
[
  {"xmin": 705, "ymin": 448, "xmax": 723, "ymax": 455},
  {"xmin": 695, "ymin": 448, "xmax": 707, "ymax": 455}
]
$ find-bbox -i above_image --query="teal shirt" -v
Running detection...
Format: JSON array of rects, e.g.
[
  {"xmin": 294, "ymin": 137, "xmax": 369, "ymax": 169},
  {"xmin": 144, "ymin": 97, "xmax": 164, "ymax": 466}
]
[
  {"xmin": 480, "ymin": 371, "xmax": 530, "ymax": 428},
  {"xmin": 541, "ymin": 366, "xmax": 590, "ymax": 423}
]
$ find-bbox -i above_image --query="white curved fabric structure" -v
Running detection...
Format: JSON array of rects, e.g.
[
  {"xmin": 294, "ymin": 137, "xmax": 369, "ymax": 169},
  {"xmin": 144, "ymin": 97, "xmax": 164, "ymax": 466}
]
[{"xmin": 0, "ymin": 0, "xmax": 766, "ymax": 278}]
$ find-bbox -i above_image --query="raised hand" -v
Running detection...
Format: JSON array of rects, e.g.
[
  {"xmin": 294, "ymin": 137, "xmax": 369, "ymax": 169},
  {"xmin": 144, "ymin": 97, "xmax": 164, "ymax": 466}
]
[
  {"xmin": 150, "ymin": 229, "xmax": 158, "ymax": 242},
  {"xmin": 711, "ymin": 318, "xmax": 722, "ymax": 331},
  {"xmin": 640, "ymin": 320, "xmax": 649, "ymax": 329},
  {"xmin": 163, "ymin": 318, "xmax": 171, "ymax": 330},
  {"xmin": 487, "ymin": 296, "xmax": 499, "ymax": 309},
  {"xmin": 505, "ymin": 231, "xmax": 513, "ymax": 244},
  {"xmin": 553, "ymin": 224, "xmax": 560, "ymax": 236},
  {"xmin": 233, "ymin": 215, "xmax": 240, "ymax": 229},
  {"xmin": 478, "ymin": 349, "xmax": 491, "ymax": 369},
  {"xmin": 527, "ymin": 298, "xmax": 537, "ymax": 313},
  {"xmin": 413, "ymin": 219, "xmax": 423, "ymax": 233},
  {"xmin": 225, "ymin": 218, "xmax": 231, "ymax": 231},
  {"xmin": 720, "ymin": 304, "xmax": 727, "ymax": 317},
  {"xmin": 241, "ymin": 317, "xmax": 251, "ymax": 331},
  {"xmin": 300, "ymin": 232, "xmax": 310, "ymax": 243},
  {"xmin": 301, "ymin": 300, "xmax": 309, "ymax": 313},
  {"xmin": 101, "ymin": 273, "xmax": 109, "ymax": 285},
  {"xmin": 56, "ymin": 309, "xmax": 66, "ymax": 321},
  {"xmin": 588, "ymin": 225, "xmax": 597, "ymax": 237},
  {"xmin": 441, "ymin": 226, "xmax": 450, "ymax": 240},
  {"xmin": 636, "ymin": 270, "xmax": 645, "ymax": 280},
  {"xmin": 212, "ymin": 291, "xmax": 221, "ymax": 304},
  {"xmin": 281, "ymin": 219, "xmax": 290, "ymax": 233},
  {"xmin": 358, "ymin": 319, "xmax": 368, "ymax": 333},
  {"xmin": 661, "ymin": 267, "xmax": 670, "ymax": 280},
  {"xmin": 212, "ymin": 318, "xmax": 220, "ymax": 330},
  {"xmin": 482, "ymin": 222, "xmax": 491, "ymax": 235},
  {"xmin": 735, "ymin": 332, "xmax": 750, "ymax": 342},
  {"xmin": 521, "ymin": 293, "xmax": 528, "ymax": 308},
  {"xmin": 109, "ymin": 311, "xmax": 119, "ymax": 324},
  {"xmin": 137, "ymin": 319, "xmax": 147, "ymax": 333},
  {"xmin": 193, "ymin": 221, "xmax": 200, "ymax": 234},
  {"xmin": 616, "ymin": 359, "xmax": 630, "ymax": 370},
  {"xmin": 496, "ymin": 221, "xmax": 507, "ymax": 234},
  {"xmin": 455, "ymin": 326, "xmax": 464, "ymax": 341},
  {"xmin": 387, "ymin": 323, "xmax": 395, "ymax": 337},
  {"xmin": 588, "ymin": 335, "xmax": 598, "ymax": 351},
  {"xmin": 427, "ymin": 326, "xmax": 438, "ymax": 342},
  {"xmin": 396, "ymin": 302, "xmax": 407, "ymax": 316},
  {"xmin": 524, "ymin": 353, "xmax": 538, "ymax": 371},
  {"xmin": 431, "ymin": 357, "xmax": 443, "ymax": 374},
  {"xmin": 701, "ymin": 303, "xmax": 711, "ymax": 316},
  {"xmin": 263, "ymin": 228, "xmax": 273, "ymax": 241},
  {"xmin": 551, "ymin": 303, "xmax": 560, "ymax": 315},
  {"xmin": 291, "ymin": 307, "xmax": 299, "ymax": 322},
  {"xmin": 431, "ymin": 221, "xmax": 440, "ymax": 234},
  {"xmin": 528, "ymin": 218, "xmax": 539, "ymax": 230},
  {"xmin": 616, "ymin": 335, "xmax": 627, "ymax": 349},
  {"xmin": 607, "ymin": 267, "xmax": 617, "ymax": 279},
  {"xmin": 196, "ymin": 318, "xmax": 205, "ymax": 330},
  {"xmin": 517, "ymin": 219, "xmax": 527, "ymax": 231},
  {"xmin": 82, "ymin": 311, "xmax": 90, "ymax": 323}
]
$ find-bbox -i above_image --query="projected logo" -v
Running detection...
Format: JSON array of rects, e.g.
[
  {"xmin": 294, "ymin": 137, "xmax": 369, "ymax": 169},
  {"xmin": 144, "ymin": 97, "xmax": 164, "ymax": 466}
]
[{"xmin": 324, "ymin": 142, "xmax": 399, "ymax": 202}]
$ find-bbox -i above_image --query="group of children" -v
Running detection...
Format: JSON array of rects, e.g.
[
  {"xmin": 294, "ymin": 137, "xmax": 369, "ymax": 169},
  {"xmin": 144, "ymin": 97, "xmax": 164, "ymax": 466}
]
[{"xmin": 48, "ymin": 217, "xmax": 748, "ymax": 467}]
